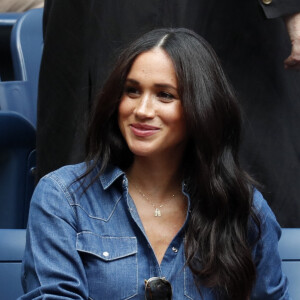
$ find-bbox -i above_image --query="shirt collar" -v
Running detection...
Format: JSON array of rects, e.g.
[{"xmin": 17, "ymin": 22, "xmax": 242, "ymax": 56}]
[{"xmin": 99, "ymin": 163, "xmax": 125, "ymax": 190}]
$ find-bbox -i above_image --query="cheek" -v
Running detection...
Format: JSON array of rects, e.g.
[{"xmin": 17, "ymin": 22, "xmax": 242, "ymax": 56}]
[
  {"xmin": 118, "ymin": 99, "xmax": 127, "ymax": 123},
  {"xmin": 168, "ymin": 106, "xmax": 187, "ymax": 142},
  {"xmin": 118, "ymin": 99, "xmax": 131, "ymax": 135},
  {"xmin": 118, "ymin": 98, "xmax": 133, "ymax": 120},
  {"xmin": 118, "ymin": 98, "xmax": 126, "ymax": 119},
  {"xmin": 163, "ymin": 104, "xmax": 186, "ymax": 129}
]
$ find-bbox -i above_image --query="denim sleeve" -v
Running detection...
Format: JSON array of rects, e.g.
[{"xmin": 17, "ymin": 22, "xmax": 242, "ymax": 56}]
[
  {"xmin": 251, "ymin": 191, "xmax": 290, "ymax": 299},
  {"xmin": 19, "ymin": 174, "xmax": 89, "ymax": 299}
]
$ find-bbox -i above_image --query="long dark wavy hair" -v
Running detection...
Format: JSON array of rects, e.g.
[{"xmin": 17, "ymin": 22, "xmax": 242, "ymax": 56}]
[{"xmin": 82, "ymin": 28, "xmax": 260, "ymax": 299}]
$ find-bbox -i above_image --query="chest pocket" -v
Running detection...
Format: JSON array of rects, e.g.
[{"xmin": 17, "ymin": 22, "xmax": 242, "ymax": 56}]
[{"xmin": 76, "ymin": 232, "xmax": 138, "ymax": 300}]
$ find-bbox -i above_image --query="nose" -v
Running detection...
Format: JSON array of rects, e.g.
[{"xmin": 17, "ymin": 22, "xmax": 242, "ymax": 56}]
[{"xmin": 134, "ymin": 93, "xmax": 155, "ymax": 119}]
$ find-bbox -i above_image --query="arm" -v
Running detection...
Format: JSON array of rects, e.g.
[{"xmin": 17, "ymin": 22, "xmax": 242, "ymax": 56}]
[
  {"xmin": 259, "ymin": 0, "xmax": 300, "ymax": 69},
  {"xmin": 20, "ymin": 174, "xmax": 89, "ymax": 299},
  {"xmin": 284, "ymin": 12, "xmax": 300, "ymax": 69},
  {"xmin": 251, "ymin": 191, "xmax": 289, "ymax": 299}
]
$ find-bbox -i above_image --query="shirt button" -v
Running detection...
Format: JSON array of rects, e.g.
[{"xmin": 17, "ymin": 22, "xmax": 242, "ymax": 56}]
[
  {"xmin": 262, "ymin": 0, "xmax": 272, "ymax": 4},
  {"xmin": 172, "ymin": 247, "xmax": 178, "ymax": 253},
  {"xmin": 103, "ymin": 251, "xmax": 109, "ymax": 257}
]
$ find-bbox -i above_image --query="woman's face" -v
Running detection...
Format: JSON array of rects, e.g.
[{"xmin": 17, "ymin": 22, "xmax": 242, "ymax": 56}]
[{"xmin": 118, "ymin": 48, "xmax": 187, "ymax": 159}]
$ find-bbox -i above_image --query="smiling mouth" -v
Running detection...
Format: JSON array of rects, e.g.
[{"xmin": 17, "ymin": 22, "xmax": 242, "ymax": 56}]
[{"xmin": 130, "ymin": 124, "xmax": 160, "ymax": 137}]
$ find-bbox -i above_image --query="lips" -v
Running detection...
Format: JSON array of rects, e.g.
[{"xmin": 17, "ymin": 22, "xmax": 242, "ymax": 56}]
[{"xmin": 130, "ymin": 123, "xmax": 160, "ymax": 137}]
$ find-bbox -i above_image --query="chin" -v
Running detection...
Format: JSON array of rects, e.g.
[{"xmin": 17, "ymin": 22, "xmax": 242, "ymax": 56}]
[
  {"xmin": 127, "ymin": 144, "xmax": 156, "ymax": 157},
  {"xmin": 129, "ymin": 149, "xmax": 154, "ymax": 157}
]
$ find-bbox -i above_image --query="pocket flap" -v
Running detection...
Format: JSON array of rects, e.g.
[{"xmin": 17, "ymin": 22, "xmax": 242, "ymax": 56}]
[{"xmin": 76, "ymin": 232, "xmax": 137, "ymax": 261}]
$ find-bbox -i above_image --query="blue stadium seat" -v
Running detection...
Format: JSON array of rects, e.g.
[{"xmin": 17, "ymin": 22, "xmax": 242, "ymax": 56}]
[
  {"xmin": 10, "ymin": 8, "xmax": 43, "ymax": 126},
  {"xmin": 0, "ymin": 111, "xmax": 36, "ymax": 228},
  {"xmin": 0, "ymin": 13, "xmax": 22, "ymax": 26},
  {"xmin": 278, "ymin": 228, "xmax": 300, "ymax": 299},
  {"xmin": 0, "ymin": 229, "xmax": 26, "ymax": 300},
  {"xmin": 0, "ymin": 12, "xmax": 23, "ymax": 81},
  {"xmin": 0, "ymin": 80, "xmax": 34, "ymax": 125}
]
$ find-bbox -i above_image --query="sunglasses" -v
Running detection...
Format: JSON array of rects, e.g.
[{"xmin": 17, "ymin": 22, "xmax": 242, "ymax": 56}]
[{"xmin": 144, "ymin": 277, "xmax": 172, "ymax": 300}]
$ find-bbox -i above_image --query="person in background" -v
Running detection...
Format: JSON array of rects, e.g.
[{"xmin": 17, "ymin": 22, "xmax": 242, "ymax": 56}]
[
  {"xmin": 0, "ymin": 0, "xmax": 44, "ymax": 12},
  {"xmin": 36, "ymin": 1, "xmax": 300, "ymax": 227},
  {"xmin": 20, "ymin": 28, "xmax": 289, "ymax": 300}
]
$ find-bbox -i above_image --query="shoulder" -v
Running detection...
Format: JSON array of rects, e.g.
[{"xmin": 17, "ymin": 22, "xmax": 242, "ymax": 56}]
[
  {"xmin": 33, "ymin": 163, "xmax": 87, "ymax": 201},
  {"xmin": 38, "ymin": 161, "xmax": 115, "ymax": 192},
  {"xmin": 42, "ymin": 162, "xmax": 88, "ymax": 189},
  {"xmin": 248, "ymin": 189, "xmax": 281, "ymax": 244},
  {"xmin": 251, "ymin": 188, "xmax": 281, "ymax": 235},
  {"xmin": 34, "ymin": 162, "xmax": 125, "ymax": 204},
  {"xmin": 42, "ymin": 161, "xmax": 124, "ymax": 188},
  {"xmin": 249, "ymin": 189, "xmax": 282, "ymax": 258},
  {"xmin": 30, "ymin": 163, "xmax": 90, "ymax": 210},
  {"xmin": 28, "ymin": 162, "xmax": 126, "ymax": 230},
  {"xmin": 252, "ymin": 189, "xmax": 277, "ymax": 225}
]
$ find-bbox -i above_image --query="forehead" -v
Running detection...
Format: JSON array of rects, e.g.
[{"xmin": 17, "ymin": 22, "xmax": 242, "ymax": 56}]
[{"xmin": 127, "ymin": 48, "xmax": 177, "ymax": 86}]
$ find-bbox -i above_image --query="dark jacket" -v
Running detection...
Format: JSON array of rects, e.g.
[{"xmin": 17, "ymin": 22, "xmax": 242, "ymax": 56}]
[{"xmin": 37, "ymin": 0, "xmax": 300, "ymax": 226}]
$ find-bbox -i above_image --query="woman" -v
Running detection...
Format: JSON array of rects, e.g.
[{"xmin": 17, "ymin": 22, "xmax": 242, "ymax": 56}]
[{"xmin": 20, "ymin": 28, "xmax": 289, "ymax": 299}]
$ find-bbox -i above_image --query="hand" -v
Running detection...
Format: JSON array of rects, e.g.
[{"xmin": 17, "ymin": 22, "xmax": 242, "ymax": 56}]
[{"xmin": 284, "ymin": 12, "xmax": 300, "ymax": 70}]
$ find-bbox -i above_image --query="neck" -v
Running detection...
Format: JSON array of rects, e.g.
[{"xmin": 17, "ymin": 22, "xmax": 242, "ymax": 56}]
[{"xmin": 126, "ymin": 154, "xmax": 183, "ymax": 198}]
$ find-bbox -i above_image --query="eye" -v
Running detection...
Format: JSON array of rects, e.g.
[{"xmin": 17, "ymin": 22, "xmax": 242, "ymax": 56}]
[
  {"xmin": 157, "ymin": 91, "xmax": 175, "ymax": 102},
  {"xmin": 124, "ymin": 86, "xmax": 140, "ymax": 98}
]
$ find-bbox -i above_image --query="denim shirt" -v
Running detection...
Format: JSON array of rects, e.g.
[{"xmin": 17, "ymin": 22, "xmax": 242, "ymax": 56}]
[{"xmin": 20, "ymin": 163, "xmax": 289, "ymax": 299}]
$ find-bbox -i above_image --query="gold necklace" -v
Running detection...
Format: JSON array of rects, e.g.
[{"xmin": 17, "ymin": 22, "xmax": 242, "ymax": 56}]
[{"xmin": 132, "ymin": 182, "xmax": 176, "ymax": 217}]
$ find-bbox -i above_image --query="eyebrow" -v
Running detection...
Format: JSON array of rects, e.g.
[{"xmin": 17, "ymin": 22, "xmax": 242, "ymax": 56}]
[{"xmin": 125, "ymin": 78, "xmax": 177, "ymax": 91}]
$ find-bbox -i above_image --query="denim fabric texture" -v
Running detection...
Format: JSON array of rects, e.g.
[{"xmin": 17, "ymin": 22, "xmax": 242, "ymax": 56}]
[{"xmin": 19, "ymin": 163, "xmax": 290, "ymax": 299}]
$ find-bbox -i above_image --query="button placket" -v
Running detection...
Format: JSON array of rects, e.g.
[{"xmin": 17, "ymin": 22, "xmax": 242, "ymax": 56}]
[{"xmin": 172, "ymin": 247, "xmax": 178, "ymax": 253}]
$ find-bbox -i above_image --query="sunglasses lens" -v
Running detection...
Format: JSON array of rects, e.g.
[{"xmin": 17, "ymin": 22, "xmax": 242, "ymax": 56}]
[{"xmin": 145, "ymin": 277, "xmax": 172, "ymax": 300}]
